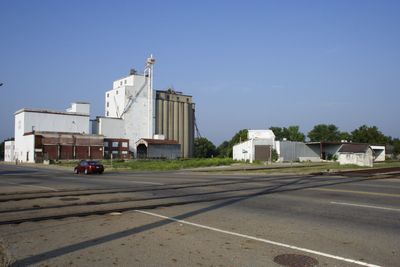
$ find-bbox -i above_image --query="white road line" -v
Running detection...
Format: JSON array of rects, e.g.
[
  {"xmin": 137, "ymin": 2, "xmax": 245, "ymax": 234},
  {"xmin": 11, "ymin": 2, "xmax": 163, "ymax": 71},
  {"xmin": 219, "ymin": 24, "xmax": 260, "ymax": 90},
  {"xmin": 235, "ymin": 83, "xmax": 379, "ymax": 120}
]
[
  {"xmin": 135, "ymin": 210, "xmax": 380, "ymax": 267},
  {"xmin": 330, "ymin": 201, "xmax": 400, "ymax": 212},
  {"xmin": 4, "ymin": 182, "xmax": 58, "ymax": 192}
]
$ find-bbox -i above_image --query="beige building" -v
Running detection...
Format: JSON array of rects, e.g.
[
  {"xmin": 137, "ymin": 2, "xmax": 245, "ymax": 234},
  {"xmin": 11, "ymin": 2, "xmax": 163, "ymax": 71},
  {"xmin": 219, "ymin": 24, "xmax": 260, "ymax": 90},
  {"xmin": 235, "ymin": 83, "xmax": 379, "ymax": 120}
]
[{"xmin": 155, "ymin": 89, "xmax": 195, "ymax": 158}]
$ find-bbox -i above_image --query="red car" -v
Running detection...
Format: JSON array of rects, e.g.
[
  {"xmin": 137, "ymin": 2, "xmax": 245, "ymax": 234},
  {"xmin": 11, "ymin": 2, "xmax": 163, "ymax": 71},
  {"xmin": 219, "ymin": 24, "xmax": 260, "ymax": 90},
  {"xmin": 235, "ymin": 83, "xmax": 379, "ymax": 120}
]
[{"xmin": 74, "ymin": 160, "xmax": 104, "ymax": 174}]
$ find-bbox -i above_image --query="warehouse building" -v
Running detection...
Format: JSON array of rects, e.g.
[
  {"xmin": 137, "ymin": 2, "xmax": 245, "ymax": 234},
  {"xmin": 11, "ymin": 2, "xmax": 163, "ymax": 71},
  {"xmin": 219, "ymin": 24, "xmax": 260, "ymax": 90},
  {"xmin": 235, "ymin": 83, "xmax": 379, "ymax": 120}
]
[
  {"xmin": 11, "ymin": 102, "xmax": 103, "ymax": 163},
  {"xmin": 26, "ymin": 131, "xmax": 103, "ymax": 162}
]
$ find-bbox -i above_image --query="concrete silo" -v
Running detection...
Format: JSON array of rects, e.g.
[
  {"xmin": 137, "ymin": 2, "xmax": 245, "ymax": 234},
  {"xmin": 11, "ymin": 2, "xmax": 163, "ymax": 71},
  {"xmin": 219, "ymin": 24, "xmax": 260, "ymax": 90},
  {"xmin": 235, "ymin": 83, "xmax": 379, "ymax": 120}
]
[{"xmin": 155, "ymin": 89, "xmax": 195, "ymax": 158}]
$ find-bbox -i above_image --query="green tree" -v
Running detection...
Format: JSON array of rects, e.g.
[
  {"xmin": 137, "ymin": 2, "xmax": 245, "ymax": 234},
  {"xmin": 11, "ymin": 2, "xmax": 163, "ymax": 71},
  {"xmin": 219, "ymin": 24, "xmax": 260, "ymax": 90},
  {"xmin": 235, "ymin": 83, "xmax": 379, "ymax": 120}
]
[
  {"xmin": 338, "ymin": 131, "xmax": 352, "ymax": 142},
  {"xmin": 308, "ymin": 124, "xmax": 341, "ymax": 142},
  {"xmin": 269, "ymin": 127, "xmax": 285, "ymax": 141},
  {"xmin": 270, "ymin": 126, "xmax": 305, "ymax": 141},
  {"xmin": 217, "ymin": 129, "xmax": 248, "ymax": 158},
  {"xmin": 216, "ymin": 141, "xmax": 229, "ymax": 158},
  {"xmin": 284, "ymin": 126, "xmax": 305, "ymax": 142},
  {"xmin": 194, "ymin": 137, "xmax": 217, "ymax": 158},
  {"xmin": 393, "ymin": 138, "xmax": 400, "ymax": 157},
  {"xmin": 271, "ymin": 149, "xmax": 279, "ymax": 162},
  {"xmin": 351, "ymin": 125, "xmax": 389, "ymax": 144}
]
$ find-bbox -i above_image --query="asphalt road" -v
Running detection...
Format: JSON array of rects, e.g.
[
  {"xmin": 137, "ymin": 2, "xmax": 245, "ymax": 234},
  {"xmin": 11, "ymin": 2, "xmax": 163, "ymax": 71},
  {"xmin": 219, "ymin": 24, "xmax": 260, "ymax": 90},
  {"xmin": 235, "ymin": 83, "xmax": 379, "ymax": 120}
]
[{"xmin": 0, "ymin": 163, "xmax": 399, "ymax": 267}]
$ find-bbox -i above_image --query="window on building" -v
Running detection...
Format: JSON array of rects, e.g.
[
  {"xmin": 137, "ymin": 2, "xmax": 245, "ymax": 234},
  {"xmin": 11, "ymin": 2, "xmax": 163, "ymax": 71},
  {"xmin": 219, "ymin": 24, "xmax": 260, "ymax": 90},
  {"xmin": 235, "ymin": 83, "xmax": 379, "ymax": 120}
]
[
  {"xmin": 124, "ymin": 80, "xmax": 127, "ymax": 84},
  {"xmin": 107, "ymin": 111, "xmax": 109, "ymax": 116},
  {"xmin": 103, "ymin": 142, "xmax": 109, "ymax": 147},
  {"xmin": 120, "ymin": 81, "xmax": 122, "ymax": 86},
  {"xmin": 112, "ymin": 151, "xmax": 119, "ymax": 155},
  {"xmin": 112, "ymin": 142, "xmax": 119, "ymax": 147},
  {"xmin": 122, "ymin": 151, "xmax": 128, "ymax": 154},
  {"xmin": 106, "ymin": 102, "xmax": 109, "ymax": 107},
  {"xmin": 107, "ymin": 93, "xmax": 109, "ymax": 98},
  {"xmin": 121, "ymin": 142, "xmax": 128, "ymax": 148},
  {"xmin": 116, "ymin": 90, "xmax": 118, "ymax": 95}
]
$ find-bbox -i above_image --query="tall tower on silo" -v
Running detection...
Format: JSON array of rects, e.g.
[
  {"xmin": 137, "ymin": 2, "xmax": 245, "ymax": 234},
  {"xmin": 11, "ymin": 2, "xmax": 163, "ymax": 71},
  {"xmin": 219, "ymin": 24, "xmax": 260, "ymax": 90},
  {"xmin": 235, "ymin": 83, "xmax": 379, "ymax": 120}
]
[{"xmin": 155, "ymin": 89, "xmax": 195, "ymax": 158}]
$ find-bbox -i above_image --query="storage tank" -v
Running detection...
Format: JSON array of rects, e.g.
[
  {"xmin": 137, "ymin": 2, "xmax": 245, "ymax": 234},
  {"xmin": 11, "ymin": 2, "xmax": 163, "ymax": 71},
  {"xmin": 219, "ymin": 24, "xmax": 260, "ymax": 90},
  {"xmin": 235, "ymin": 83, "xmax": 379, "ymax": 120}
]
[{"xmin": 155, "ymin": 89, "xmax": 195, "ymax": 158}]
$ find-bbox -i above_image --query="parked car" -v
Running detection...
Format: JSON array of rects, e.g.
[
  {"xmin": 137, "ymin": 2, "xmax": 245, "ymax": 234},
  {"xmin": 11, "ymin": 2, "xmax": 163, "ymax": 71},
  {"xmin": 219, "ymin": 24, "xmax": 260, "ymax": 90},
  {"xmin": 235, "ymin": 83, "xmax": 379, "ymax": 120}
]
[{"xmin": 74, "ymin": 160, "xmax": 104, "ymax": 174}]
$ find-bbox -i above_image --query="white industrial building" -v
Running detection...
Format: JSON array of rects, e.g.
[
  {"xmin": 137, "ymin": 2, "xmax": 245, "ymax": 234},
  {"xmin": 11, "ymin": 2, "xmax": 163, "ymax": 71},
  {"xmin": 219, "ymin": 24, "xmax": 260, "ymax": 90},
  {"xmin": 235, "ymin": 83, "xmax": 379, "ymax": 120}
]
[
  {"xmin": 233, "ymin": 130, "xmax": 275, "ymax": 163},
  {"xmin": 92, "ymin": 56, "xmax": 156, "ymax": 157},
  {"xmin": 6, "ymin": 55, "xmax": 195, "ymax": 162},
  {"xmin": 12, "ymin": 102, "xmax": 91, "ymax": 163}
]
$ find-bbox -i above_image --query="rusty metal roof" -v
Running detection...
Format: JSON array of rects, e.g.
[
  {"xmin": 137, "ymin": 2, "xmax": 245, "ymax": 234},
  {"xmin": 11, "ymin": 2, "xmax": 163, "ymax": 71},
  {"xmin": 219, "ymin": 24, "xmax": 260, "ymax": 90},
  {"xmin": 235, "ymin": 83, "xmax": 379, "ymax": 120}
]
[
  {"xmin": 136, "ymin": 138, "xmax": 179, "ymax": 145},
  {"xmin": 338, "ymin": 144, "xmax": 371, "ymax": 153}
]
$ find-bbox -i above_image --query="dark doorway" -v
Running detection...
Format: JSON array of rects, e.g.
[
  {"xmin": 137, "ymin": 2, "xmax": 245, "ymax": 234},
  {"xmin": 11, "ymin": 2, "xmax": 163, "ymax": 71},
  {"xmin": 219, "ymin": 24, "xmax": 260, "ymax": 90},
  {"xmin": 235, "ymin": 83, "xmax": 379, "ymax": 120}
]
[
  {"xmin": 137, "ymin": 144, "xmax": 147, "ymax": 159},
  {"xmin": 254, "ymin": 145, "xmax": 271, "ymax": 162}
]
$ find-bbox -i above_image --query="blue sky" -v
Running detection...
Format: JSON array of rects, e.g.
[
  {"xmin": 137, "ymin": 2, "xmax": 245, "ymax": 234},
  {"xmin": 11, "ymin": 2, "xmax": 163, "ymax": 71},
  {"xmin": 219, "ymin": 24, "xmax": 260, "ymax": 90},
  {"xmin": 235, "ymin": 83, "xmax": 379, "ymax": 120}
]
[{"xmin": 1, "ymin": 0, "xmax": 399, "ymax": 145}]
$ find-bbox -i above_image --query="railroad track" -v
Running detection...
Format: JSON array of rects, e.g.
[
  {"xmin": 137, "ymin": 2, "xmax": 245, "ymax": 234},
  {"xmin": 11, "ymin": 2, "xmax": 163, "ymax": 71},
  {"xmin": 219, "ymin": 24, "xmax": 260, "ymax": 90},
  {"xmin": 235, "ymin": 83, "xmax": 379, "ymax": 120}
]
[{"xmin": 0, "ymin": 174, "xmax": 386, "ymax": 226}]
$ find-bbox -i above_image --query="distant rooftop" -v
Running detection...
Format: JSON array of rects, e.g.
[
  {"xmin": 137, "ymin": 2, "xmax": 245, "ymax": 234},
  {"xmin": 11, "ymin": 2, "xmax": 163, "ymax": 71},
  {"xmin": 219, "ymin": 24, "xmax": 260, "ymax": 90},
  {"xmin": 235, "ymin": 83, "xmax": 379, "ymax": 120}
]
[{"xmin": 15, "ymin": 108, "xmax": 89, "ymax": 117}]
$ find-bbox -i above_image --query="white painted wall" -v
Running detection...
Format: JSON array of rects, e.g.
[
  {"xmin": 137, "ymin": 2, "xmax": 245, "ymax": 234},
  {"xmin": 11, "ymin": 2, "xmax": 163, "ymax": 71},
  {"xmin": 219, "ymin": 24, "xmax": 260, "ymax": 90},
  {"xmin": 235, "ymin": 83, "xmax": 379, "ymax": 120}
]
[
  {"xmin": 233, "ymin": 140, "xmax": 253, "ymax": 162},
  {"xmin": 15, "ymin": 111, "xmax": 89, "ymax": 135},
  {"xmin": 67, "ymin": 102, "xmax": 90, "ymax": 114},
  {"xmin": 338, "ymin": 149, "xmax": 373, "ymax": 167},
  {"xmin": 105, "ymin": 87, "xmax": 126, "ymax": 118},
  {"xmin": 98, "ymin": 117, "xmax": 124, "ymax": 138},
  {"xmin": 15, "ymin": 135, "xmax": 35, "ymax": 163},
  {"xmin": 4, "ymin": 141, "xmax": 15, "ymax": 162},
  {"xmin": 104, "ymin": 73, "xmax": 153, "ymax": 156}
]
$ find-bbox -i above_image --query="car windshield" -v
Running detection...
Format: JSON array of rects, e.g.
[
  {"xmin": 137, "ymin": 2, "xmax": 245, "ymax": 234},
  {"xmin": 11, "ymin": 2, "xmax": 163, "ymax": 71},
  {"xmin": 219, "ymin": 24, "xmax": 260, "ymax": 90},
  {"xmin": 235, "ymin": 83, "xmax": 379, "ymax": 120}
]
[{"xmin": 88, "ymin": 161, "xmax": 100, "ymax": 165}]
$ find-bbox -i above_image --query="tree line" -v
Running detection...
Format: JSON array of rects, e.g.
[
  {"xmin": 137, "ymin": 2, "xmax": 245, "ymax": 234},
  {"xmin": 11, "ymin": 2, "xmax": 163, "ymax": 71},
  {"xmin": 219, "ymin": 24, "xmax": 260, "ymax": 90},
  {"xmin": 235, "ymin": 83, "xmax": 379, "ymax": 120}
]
[{"xmin": 194, "ymin": 124, "xmax": 400, "ymax": 158}]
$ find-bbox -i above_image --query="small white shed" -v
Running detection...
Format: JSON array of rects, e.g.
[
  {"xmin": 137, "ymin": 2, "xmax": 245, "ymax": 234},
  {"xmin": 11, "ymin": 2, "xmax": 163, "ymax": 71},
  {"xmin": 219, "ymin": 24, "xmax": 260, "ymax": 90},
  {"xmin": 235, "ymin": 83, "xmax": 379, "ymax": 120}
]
[
  {"xmin": 232, "ymin": 130, "xmax": 275, "ymax": 163},
  {"xmin": 337, "ymin": 144, "xmax": 373, "ymax": 167}
]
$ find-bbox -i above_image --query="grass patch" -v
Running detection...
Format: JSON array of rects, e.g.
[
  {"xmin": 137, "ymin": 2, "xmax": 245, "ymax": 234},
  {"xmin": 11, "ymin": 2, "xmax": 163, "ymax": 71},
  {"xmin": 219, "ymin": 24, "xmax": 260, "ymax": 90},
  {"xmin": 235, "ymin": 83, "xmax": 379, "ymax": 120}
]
[
  {"xmin": 55, "ymin": 158, "xmax": 237, "ymax": 171},
  {"xmin": 111, "ymin": 158, "xmax": 237, "ymax": 171}
]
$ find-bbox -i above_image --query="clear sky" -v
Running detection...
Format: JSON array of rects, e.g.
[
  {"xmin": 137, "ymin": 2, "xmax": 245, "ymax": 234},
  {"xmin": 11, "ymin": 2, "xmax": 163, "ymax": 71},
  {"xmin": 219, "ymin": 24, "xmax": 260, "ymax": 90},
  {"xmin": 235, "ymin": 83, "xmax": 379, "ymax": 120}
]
[{"xmin": 1, "ymin": 0, "xmax": 399, "ymax": 145}]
